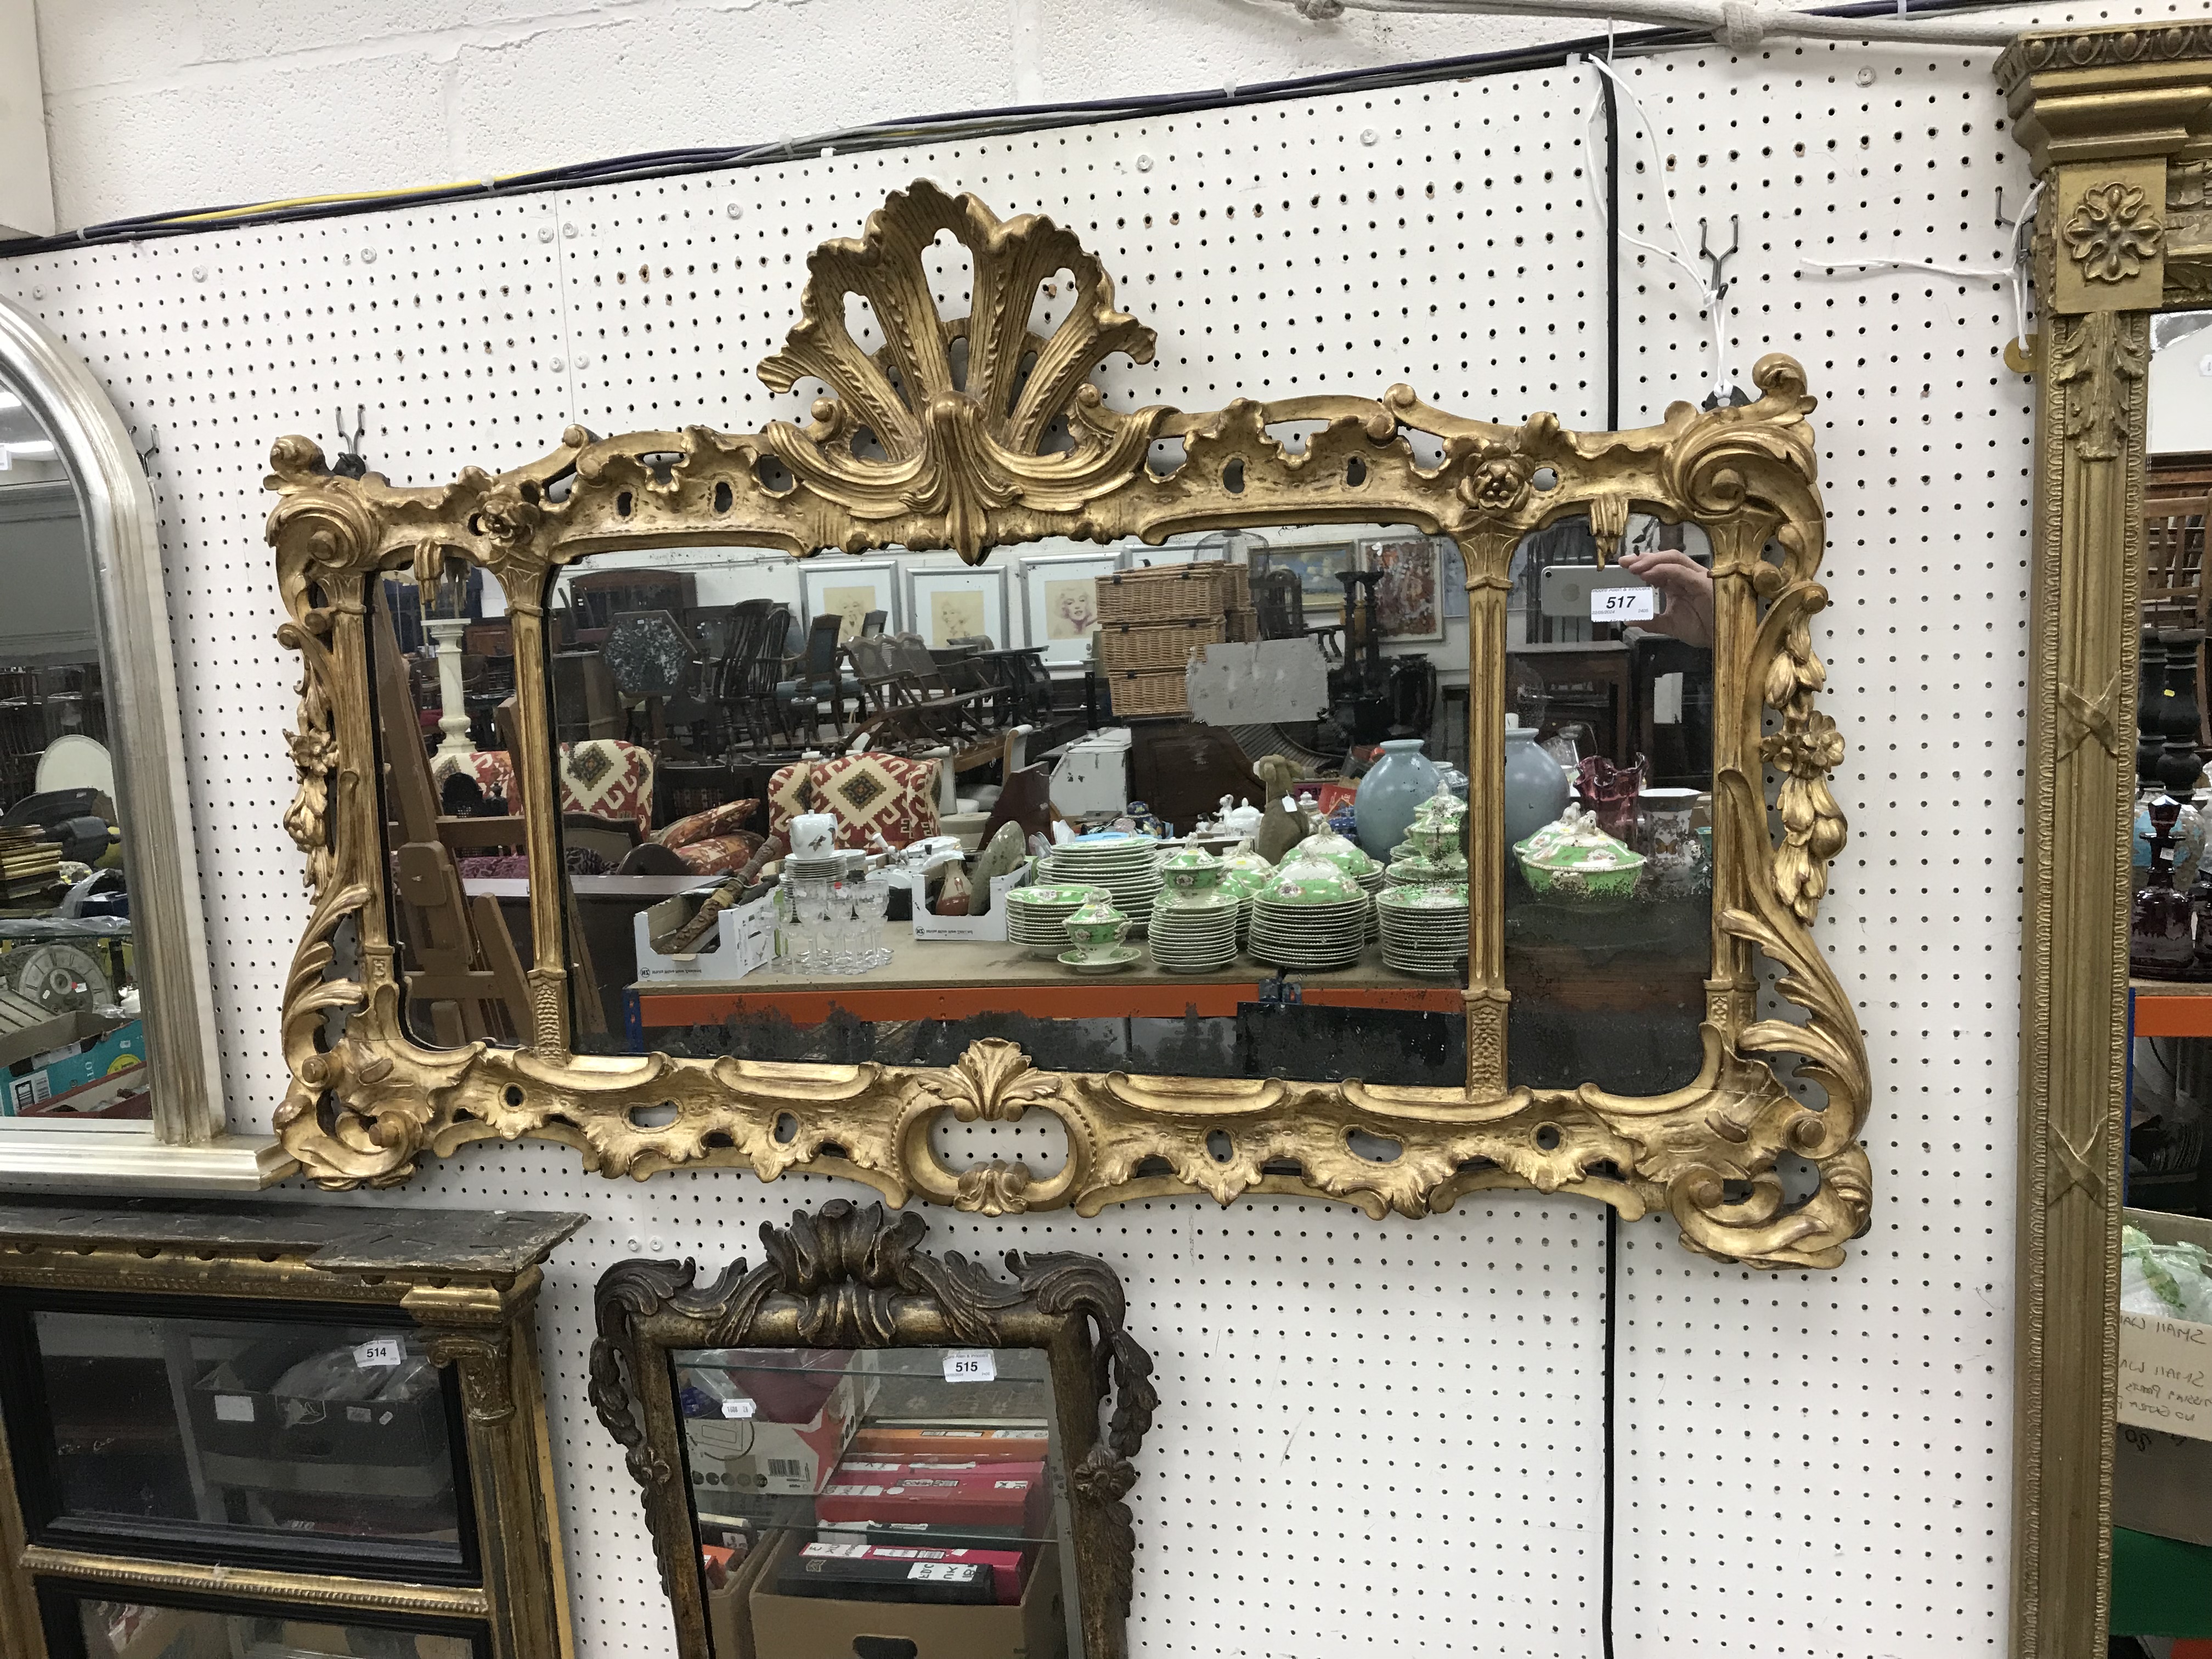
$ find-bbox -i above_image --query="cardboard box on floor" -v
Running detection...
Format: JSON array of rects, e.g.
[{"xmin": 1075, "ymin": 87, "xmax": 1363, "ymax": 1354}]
[
  {"xmin": 747, "ymin": 1529, "xmax": 1068, "ymax": 1659},
  {"xmin": 707, "ymin": 1533, "xmax": 781, "ymax": 1659},
  {"xmin": 2117, "ymin": 1207, "xmax": 2212, "ymax": 1546}
]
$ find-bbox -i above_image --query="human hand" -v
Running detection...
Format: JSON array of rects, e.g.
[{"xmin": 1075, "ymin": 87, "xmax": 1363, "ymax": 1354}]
[{"xmin": 1614, "ymin": 550, "xmax": 1714, "ymax": 648}]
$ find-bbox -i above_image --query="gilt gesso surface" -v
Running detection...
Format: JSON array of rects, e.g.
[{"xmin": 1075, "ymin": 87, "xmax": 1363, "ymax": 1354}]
[{"xmin": 266, "ymin": 180, "xmax": 1867, "ymax": 1268}]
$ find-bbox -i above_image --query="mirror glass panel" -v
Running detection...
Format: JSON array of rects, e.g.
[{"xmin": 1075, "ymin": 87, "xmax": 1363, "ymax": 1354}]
[
  {"xmin": 2128, "ymin": 312, "xmax": 2212, "ymax": 1200},
  {"xmin": 674, "ymin": 1345, "xmax": 1078, "ymax": 1659},
  {"xmin": 8, "ymin": 1305, "xmax": 468, "ymax": 1571},
  {"xmin": 0, "ymin": 373, "xmax": 151, "ymax": 1128},
  {"xmin": 364, "ymin": 563, "xmax": 542, "ymax": 1051},
  {"xmin": 538, "ymin": 526, "xmax": 1472, "ymax": 1088},
  {"xmin": 58, "ymin": 1594, "xmax": 483, "ymax": 1659},
  {"xmin": 1503, "ymin": 515, "xmax": 1716, "ymax": 1093}
]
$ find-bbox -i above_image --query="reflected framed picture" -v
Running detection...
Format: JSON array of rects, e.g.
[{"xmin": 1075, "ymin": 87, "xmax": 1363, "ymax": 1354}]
[
  {"xmin": 1254, "ymin": 540, "xmax": 1358, "ymax": 617},
  {"xmin": 906, "ymin": 565, "xmax": 1009, "ymax": 651},
  {"xmin": 1361, "ymin": 535, "xmax": 1446, "ymax": 642},
  {"xmin": 798, "ymin": 557, "xmax": 900, "ymax": 641},
  {"xmin": 1016, "ymin": 550, "xmax": 1122, "ymax": 665}
]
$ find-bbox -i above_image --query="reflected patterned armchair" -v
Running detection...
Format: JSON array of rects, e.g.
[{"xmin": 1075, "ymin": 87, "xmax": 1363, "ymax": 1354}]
[{"xmin": 432, "ymin": 738, "xmax": 657, "ymax": 836}]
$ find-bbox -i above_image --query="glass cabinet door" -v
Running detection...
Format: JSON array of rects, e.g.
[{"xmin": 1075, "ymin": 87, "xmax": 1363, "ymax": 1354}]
[
  {"xmin": 44, "ymin": 1589, "xmax": 486, "ymax": 1659},
  {"xmin": 4, "ymin": 1299, "xmax": 475, "ymax": 1578}
]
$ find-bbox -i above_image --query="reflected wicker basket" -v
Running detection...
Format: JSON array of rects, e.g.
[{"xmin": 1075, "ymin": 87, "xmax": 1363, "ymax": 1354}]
[{"xmin": 1105, "ymin": 668, "xmax": 1191, "ymax": 718}]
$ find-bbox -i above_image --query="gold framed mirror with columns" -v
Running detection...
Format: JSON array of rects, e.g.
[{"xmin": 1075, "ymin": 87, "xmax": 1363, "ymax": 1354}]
[
  {"xmin": 2000, "ymin": 23, "xmax": 2212, "ymax": 1657},
  {"xmin": 266, "ymin": 179, "xmax": 1866, "ymax": 1269}
]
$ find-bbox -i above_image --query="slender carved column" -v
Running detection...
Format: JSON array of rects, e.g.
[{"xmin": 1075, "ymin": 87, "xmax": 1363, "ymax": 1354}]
[
  {"xmin": 332, "ymin": 582, "xmax": 396, "ymax": 975},
  {"xmin": 1462, "ymin": 531, "xmax": 1514, "ymax": 1097},
  {"xmin": 503, "ymin": 594, "xmax": 571, "ymax": 1055},
  {"xmin": 1999, "ymin": 31, "xmax": 2212, "ymax": 1655},
  {"xmin": 1702, "ymin": 517, "xmax": 1767, "ymax": 1024}
]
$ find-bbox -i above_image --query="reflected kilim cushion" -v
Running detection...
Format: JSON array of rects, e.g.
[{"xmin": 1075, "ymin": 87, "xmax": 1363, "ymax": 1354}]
[
  {"xmin": 766, "ymin": 762, "xmax": 814, "ymax": 841},
  {"xmin": 560, "ymin": 739, "xmax": 654, "ymax": 836},
  {"xmin": 653, "ymin": 799, "xmax": 763, "ymax": 850},
  {"xmin": 812, "ymin": 753, "xmax": 939, "ymax": 850},
  {"xmin": 670, "ymin": 833, "xmax": 764, "ymax": 875},
  {"xmin": 767, "ymin": 754, "xmax": 939, "ymax": 850},
  {"xmin": 432, "ymin": 743, "xmax": 655, "ymax": 835},
  {"xmin": 432, "ymin": 749, "xmax": 515, "ymax": 806}
]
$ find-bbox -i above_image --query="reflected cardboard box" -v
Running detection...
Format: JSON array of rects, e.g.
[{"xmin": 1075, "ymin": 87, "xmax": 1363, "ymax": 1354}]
[
  {"xmin": 684, "ymin": 1354, "xmax": 876, "ymax": 1527},
  {"xmin": 633, "ymin": 891, "xmax": 775, "ymax": 981},
  {"xmin": 907, "ymin": 871, "xmax": 1025, "ymax": 945},
  {"xmin": 747, "ymin": 1529, "xmax": 1064, "ymax": 1659},
  {"xmin": 278, "ymin": 1624, "xmax": 472, "ymax": 1659},
  {"xmin": 2117, "ymin": 1206, "xmax": 2212, "ymax": 1546},
  {"xmin": 0, "ymin": 1011, "xmax": 143, "ymax": 1117}
]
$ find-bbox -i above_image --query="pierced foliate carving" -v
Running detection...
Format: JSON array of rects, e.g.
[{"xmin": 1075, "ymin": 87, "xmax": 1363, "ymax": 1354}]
[{"xmin": 756, "ymin": 180, "xmax": 1161, "ymax": 559}]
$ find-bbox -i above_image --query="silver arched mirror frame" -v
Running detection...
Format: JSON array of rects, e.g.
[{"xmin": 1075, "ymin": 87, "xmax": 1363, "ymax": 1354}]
[{"xmin": 0, "ymin": 297, "xmax": 286, "ymax": 1186}]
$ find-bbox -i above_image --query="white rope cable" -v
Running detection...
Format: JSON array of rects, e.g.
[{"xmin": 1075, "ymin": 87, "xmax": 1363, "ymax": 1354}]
[
  {"xmin": 1581, "ymin": 55, "xmax": 1733, "ymax": 401},
  {"xmin": 1278, "ymin": 0, "xmax": 2018, "ymax": 48},
  {"xmin": 1796, "ymin": 178, "xmax": 2045, "ymax": 351}
]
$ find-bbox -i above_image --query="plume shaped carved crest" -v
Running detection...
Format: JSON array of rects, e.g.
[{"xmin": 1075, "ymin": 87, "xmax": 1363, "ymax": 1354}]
[{"xmin": 756, "ymin": 180, "xmax": 1164, "ymax": 558}]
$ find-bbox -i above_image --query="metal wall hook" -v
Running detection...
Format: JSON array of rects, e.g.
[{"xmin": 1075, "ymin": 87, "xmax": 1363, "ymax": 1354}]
[
  {"xmin": 1697, "ymin": 215, "xmax": 1741, "ymax": 303},
  {"xmin": 132, "ymin": 425, "xmax": 159, "ymax": 475},
  {"xmin": 333, "ymin": 405, "xmax": 368, "ymax": 479}
]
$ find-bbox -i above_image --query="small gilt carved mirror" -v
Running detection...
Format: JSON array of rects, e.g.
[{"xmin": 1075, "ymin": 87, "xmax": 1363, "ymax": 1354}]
[
  {"xmin": 590, "ymin": 1199, "xmax": 1153, "ymax": 1659},
  {"xmin": 268, "ymin": 179, "xmax": 1867, "ymax": 1268}
]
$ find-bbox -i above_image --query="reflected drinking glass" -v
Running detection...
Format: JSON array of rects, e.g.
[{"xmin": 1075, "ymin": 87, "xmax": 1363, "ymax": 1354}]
[
  {"xmin": 853, "ymin": 877, "xmax": 892, "ymax": 969},
  {"xmin": 825, "ymin": 880, "xmax": 862, "ymax": 975},
  {"xmin": 786, "ymin": 878, "xmax": 836, "ymax": 972}
]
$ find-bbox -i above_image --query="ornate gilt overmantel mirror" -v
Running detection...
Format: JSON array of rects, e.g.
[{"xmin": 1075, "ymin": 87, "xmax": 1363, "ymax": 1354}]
[{"xmin": 267, "ymin": 180, "xmax": 1867, "ymax": 1269}]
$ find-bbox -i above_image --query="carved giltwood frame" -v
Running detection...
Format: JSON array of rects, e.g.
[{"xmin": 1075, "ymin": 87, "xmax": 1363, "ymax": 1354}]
[
  {"xmin": 1999, "ymin": 26, "xmax": 2212, "ymax": 1657},
  {"xmin": 590, "ymin": 1198, "xmax": 1154, "ymax": 1659},
  {"xmin": 267, "ymin": 180, "xmax": 1869, "ymax": 1268}
]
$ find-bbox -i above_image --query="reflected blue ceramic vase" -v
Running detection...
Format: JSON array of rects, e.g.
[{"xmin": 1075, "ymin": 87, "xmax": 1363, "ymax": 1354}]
[
  {"xmin": 1354, "ymin": 739, "xmax": 1442, "ymax": 859},
  {"xmin": 1504, "ymin": 724, "xmax": 1572, "ymax": 848}
]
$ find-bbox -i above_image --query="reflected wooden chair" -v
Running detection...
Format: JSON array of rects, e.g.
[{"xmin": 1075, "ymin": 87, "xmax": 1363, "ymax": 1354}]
[
  {"xmin": 776, "ymin": 614, "xmax": 862, "ymax": 741},
  {"xmin": 1255, "ymin": 568, "xmax": 1344, "ymax": 662},
  {"xmin": 2147, "ymin": 450, "xmax": 2212, "ymax": 746}
]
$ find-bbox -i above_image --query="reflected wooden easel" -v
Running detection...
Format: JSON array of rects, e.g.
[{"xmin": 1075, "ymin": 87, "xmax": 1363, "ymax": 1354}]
[{"xmin": 373, "ymin": 583, "xmax": 605, "ymax": 1042}]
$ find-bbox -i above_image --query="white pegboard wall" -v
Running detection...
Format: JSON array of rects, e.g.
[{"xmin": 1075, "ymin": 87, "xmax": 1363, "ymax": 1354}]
[
  {"xmin": 1606, "ymin": 35, "xmax": 2038, "ymax": 1658},
  {"xmin": 498, "ymin": 1158, "xmax": 1605, "ymax": 1659},
  {"xmin": 15, "ymin": 12, "xmax": 2196, "ymax": 1647},
  {"xmin": 0, "ymin": 71, "xmax": 1618, "ymax": 1659}
]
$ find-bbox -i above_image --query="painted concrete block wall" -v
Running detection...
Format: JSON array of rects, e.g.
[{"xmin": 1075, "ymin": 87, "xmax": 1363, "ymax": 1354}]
[{"xmin": 30, "ymin": 0, "xmax": 1584, "ymax": 233}]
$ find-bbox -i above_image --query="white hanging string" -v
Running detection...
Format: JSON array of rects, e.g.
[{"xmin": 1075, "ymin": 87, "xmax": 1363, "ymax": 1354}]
[
  {"xmin": 1279, "ymin": 0, "xmax": 2017, "ymax": 49},
  {"xmin": 1796, "ymin": 178, "xmax": 2045, "ymax": 352},
  {"xmin": 1580, "ymin": 54, "xmax": 1733, "ymax": 401}
]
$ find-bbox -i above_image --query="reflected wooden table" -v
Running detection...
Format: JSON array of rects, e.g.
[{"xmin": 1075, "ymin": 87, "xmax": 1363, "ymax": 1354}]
[{"xmin": 631, "ymin": 937, "xmax": 1463, "ymax": 1028}]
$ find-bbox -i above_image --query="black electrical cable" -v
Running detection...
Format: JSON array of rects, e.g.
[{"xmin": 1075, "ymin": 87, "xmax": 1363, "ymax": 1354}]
[
  {"xmin": 1, "ymin": 0, "xmax": 2043, "ymax": 258},
  {"xmin": 1597, "ymin": 56, "xmax": 1623, "ymax": 1659}
]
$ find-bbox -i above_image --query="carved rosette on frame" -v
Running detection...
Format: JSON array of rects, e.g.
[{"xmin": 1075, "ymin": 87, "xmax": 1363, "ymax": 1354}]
[
  {"xmin": 266, "ymin": 180, "xmax": 1869, "ymax": 1270},
  {"xmin": 1997, "ymin": 25, "xmax": 2212, "ymax": 1659}
]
